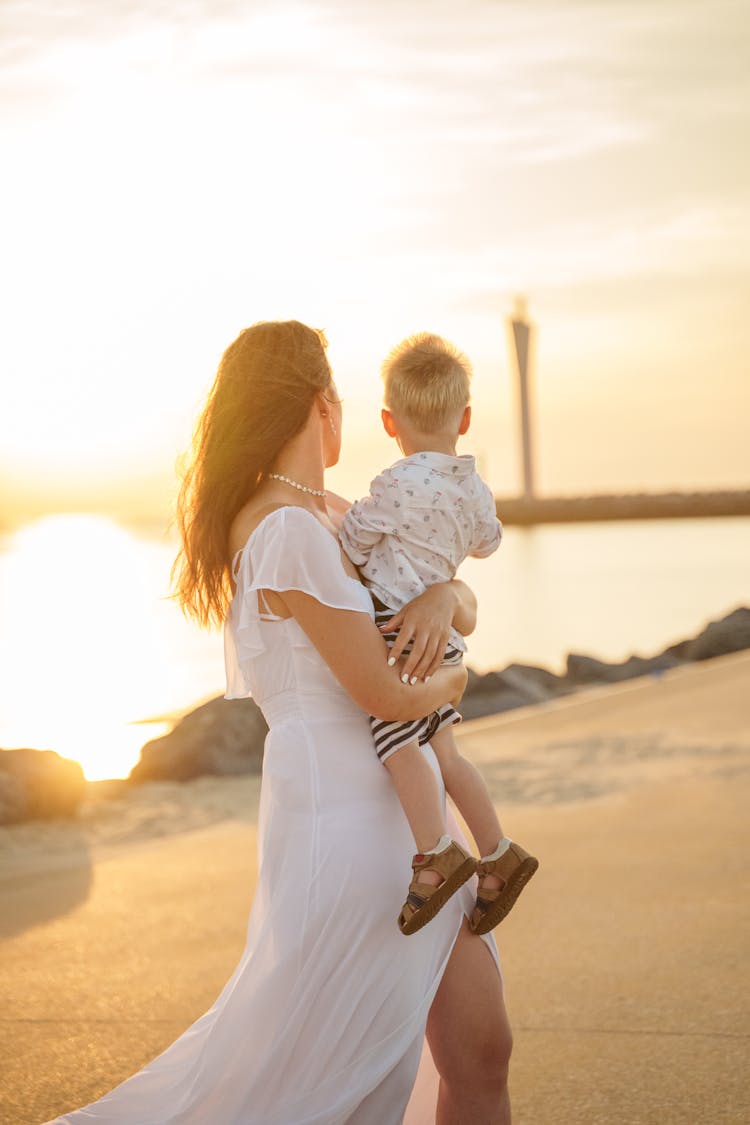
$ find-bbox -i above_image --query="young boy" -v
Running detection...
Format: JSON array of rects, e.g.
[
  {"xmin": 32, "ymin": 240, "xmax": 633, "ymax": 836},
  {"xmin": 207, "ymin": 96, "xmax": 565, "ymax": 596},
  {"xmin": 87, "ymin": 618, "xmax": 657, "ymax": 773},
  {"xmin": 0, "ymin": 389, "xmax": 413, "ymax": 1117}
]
[{"xmin": 340, "ymin": 332, "xmax": 538, "ymax": 936}]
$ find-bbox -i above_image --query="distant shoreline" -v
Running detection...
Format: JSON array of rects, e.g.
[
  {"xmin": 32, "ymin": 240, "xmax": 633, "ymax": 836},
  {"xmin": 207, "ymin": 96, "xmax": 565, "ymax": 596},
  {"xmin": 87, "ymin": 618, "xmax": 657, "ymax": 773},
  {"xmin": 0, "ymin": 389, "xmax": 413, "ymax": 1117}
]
[
  {"xmin": 2, "ymin": 488, "xmax": 749, "ymax": 535},
  {"xmin": 495, "ymin": 488, "xmax": 750, "ymax": 525}
]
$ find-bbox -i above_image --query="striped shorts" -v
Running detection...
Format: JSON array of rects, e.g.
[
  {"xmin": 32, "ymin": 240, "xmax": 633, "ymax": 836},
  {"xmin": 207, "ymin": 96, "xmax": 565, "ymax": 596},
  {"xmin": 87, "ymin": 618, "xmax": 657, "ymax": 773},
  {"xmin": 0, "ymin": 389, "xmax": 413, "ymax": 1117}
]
[{"xmin": 371, "ymin": 595, "xmax": 463, "ymax": 764}]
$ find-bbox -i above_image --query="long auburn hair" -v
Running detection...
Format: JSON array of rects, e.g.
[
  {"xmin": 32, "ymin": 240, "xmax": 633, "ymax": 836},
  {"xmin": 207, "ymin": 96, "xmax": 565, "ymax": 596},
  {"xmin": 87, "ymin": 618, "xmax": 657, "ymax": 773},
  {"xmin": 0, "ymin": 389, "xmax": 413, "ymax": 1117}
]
[{"xmin": 172, "ymin": 320, "xmax": 332, "ymax": 628}]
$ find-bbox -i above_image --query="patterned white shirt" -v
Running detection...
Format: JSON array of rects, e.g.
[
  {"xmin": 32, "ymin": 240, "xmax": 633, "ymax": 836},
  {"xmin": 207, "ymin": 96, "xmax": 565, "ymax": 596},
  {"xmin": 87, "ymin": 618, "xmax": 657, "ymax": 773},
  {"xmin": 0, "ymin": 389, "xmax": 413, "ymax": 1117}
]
[{"xmin": 340, "ymin": 451, "xmax": 502, "ymax": 654}]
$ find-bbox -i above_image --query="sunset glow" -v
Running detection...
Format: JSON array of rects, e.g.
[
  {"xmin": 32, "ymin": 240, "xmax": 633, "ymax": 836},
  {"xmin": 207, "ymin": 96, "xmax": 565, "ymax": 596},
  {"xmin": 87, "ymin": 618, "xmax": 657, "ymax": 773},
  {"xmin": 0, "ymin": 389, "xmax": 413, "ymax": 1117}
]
[
  {"xmin": 1, "ymin": 0, "xmax": 748, "ymax": 526},
  {"xmin": 0, "ymin": 516, "xmax": 222, "ymax": 779}
]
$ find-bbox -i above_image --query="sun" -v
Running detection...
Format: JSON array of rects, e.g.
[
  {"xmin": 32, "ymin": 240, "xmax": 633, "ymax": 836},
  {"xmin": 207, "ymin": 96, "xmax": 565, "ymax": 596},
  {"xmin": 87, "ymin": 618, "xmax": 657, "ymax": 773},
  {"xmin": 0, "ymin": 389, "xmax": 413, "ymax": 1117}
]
[{"xmin": 0, "ymin": 516, "xmax": 177, "ymax": 780}]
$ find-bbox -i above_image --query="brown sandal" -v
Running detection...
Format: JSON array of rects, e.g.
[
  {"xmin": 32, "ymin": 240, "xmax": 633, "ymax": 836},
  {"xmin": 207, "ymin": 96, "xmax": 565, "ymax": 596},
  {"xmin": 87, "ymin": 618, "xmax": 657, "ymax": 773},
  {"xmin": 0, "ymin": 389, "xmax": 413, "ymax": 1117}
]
[
  {"xmin": 469, "ymin": 841, "xmax": 539, "ymax": 935},
  {"xmin": 398, "ymin": 840, "xmax": 477, "ymax": 935}
]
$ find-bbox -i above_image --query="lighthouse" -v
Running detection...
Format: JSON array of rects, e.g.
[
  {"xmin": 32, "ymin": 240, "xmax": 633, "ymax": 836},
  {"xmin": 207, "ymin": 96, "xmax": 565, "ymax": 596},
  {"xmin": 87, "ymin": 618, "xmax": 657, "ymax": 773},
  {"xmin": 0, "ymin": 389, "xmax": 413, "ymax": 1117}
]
[{"xmin": 508, "ymin": 296, "xmax": 536, "ymax": 500}]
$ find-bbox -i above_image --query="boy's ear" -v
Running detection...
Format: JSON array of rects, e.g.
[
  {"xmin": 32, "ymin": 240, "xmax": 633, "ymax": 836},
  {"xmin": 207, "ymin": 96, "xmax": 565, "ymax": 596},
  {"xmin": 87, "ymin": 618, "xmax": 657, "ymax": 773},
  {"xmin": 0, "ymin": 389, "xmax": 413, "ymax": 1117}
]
[
  {"xmin": 381, "ymin": 408, "xmax": 399, "ymax": 438},
  {"xmin": 458, "ymin": 405, "xmax": 472, "ymax": 435}
]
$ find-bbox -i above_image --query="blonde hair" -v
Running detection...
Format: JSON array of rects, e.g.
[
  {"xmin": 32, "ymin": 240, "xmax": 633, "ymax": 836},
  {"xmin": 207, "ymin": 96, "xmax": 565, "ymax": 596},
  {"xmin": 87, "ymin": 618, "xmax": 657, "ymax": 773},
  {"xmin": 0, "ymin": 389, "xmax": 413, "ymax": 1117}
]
[
  {"xmin": 381, "ymin": 332, "xmax": 472, "ymax": 432},
  {"xmin": 172, "ymin": 320, "xmax": 332, "ymax": 628}
]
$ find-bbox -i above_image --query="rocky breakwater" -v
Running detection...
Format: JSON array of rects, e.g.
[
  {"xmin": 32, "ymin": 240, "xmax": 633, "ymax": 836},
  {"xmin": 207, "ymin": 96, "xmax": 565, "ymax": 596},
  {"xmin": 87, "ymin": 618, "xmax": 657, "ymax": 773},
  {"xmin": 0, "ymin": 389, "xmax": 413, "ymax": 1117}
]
[
  {"xmin": 129, "ymin": 696, "xmax": 268, "ymax": 784},
  {"xmin": 132, "ymin": 606, "xmax": 750, "ymax": 778},
  {"xmin": 462, "ymin": 605, "xmax": 750, "ymax": 719},
  {"xmin": 0, "ymin": 748, "xmax": 86, "ymax": 826},
  {"xmin": 2, "ymin": 607, "xmax": 747, "ymax": 825}
]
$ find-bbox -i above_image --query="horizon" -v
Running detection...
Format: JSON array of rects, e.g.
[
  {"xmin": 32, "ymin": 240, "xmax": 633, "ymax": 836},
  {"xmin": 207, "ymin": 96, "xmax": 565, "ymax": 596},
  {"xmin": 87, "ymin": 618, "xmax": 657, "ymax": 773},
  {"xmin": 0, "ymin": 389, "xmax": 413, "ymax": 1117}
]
[{"xmin": 4, "ymin": 480, "xmax": 750, "ymax": 538}]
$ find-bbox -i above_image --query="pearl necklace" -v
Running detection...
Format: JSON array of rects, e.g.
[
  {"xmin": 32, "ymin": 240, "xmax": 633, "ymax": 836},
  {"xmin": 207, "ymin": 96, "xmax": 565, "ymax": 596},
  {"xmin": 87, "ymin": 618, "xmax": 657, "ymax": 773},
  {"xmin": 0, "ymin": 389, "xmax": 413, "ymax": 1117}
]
[{"xmin": 268, "ymin": 472, "xmax": 326, "ymax": 497}]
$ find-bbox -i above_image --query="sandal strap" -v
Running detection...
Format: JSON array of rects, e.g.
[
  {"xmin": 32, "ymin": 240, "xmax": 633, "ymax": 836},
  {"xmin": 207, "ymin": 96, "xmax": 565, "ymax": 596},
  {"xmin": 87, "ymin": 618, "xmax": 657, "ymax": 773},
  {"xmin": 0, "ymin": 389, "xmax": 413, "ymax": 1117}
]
[
  {"xmin": 411, "ymin": 840, "xmax": 473, "ymax": 879},
  {"xmin": 478, "ymin": 842, "xmax": 534, "ymax": 876},
  {"xmin": 403, "ymin": 842, "xmax": 477, "ymax": 908},
  {"xmin": 407, "ymin": 876, "xmax": 448, "ymax": 897}
]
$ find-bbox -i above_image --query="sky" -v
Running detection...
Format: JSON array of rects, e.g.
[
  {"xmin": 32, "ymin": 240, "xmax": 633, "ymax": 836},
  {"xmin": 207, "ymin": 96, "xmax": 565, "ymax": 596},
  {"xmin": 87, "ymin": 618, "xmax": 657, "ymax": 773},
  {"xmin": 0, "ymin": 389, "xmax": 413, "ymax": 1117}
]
[{"xmin": 1, "ymin": 0, "xmax": 749, "ymax": 525}]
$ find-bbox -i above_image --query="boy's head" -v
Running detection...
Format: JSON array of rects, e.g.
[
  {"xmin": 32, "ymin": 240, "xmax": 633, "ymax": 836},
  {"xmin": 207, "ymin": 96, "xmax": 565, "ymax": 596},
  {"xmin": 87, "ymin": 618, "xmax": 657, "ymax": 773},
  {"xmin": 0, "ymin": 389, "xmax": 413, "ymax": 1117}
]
[{"xmin": 381, "ymin": 332, "xmax": 472, "ymax": 442}]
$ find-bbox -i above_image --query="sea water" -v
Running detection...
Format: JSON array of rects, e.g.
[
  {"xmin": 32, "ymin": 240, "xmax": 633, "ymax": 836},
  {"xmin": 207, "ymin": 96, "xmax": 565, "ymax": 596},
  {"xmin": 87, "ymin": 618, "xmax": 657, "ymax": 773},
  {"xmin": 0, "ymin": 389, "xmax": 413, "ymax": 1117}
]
[{"xmin": 0, "ymin": 514, "xmax": 748, "ymax": 779}]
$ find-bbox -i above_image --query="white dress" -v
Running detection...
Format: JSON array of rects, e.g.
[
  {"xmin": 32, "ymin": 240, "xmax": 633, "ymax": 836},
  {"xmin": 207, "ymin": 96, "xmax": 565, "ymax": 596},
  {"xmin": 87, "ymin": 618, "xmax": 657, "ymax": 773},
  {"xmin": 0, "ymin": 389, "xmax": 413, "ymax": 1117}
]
[{"xmin": 46, "ymin": 506, "xmax": 499, "ymax": 1125}]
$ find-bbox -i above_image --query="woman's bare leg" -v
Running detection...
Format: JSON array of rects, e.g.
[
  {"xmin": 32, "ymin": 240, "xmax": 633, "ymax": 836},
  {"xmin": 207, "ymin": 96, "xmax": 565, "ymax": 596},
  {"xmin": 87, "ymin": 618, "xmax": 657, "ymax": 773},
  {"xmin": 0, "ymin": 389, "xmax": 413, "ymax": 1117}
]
[{"xmin": 427, "ymin": 919, "xmax": 512, "ymax": 1124}]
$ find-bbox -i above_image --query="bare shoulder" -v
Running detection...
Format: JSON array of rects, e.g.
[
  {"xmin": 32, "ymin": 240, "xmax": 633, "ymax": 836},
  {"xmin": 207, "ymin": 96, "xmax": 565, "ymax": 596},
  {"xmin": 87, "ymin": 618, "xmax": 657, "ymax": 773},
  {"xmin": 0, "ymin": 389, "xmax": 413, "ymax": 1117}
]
[
  {"xmin": 325, "ymin": 490, "xmax": 352, "ymax": 519},
  {"xmin": 229, "ymin": 499, "xmax": 307, "ymax": 561}
]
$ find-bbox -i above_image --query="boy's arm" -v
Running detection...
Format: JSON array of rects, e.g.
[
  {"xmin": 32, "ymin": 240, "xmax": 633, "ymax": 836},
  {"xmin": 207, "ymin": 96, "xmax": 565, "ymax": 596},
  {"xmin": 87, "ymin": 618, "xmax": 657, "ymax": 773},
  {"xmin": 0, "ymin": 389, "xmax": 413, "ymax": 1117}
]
[
  {"xmin": 339, "ymin": 470, "xmax": 400, "ymax": 566},
  {"xmin": 470, "ymin": 485, "xmax": 503, "ymax": 559},
  {"xmin": 450, "ymin": 579, "xmax": 478, "ymax": 637}
]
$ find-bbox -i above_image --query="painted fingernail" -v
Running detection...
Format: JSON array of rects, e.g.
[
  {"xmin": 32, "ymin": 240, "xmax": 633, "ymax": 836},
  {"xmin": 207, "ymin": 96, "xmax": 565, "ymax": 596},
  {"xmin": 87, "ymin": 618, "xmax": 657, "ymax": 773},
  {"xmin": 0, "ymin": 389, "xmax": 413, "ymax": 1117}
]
[
  {"xmin": 401, "ymin": 673, "xmax": 409, "ymax": 684},
  {"xmin": 425, "ymin": 675, "xmax": 431, "ymax": 683},
  {"xmin": 388, "ymin": 657, "xmax": 396, "ymax": 666}
]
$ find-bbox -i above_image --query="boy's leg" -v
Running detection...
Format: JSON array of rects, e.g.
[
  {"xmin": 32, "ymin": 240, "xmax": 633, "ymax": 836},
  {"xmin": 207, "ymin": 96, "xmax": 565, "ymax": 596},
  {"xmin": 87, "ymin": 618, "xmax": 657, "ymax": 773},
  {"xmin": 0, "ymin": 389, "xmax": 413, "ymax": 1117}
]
[
  {"xmin": 430, "ymin": 726, "xmax": 504, "ymax": 858},
  {"xmin": 376, "ymin": 608, "xmax": 447, "ymax": 857},
  {"xmin": 385, "ymin": 741, "xmax": 478, "ymax": 935},
  {"xmin": 383, "ymin": 740, "xmax": 446, "ymax": 857},
  {"xmin": 431, "ymin": 727, "xmax": 540, "ymax": 932}
]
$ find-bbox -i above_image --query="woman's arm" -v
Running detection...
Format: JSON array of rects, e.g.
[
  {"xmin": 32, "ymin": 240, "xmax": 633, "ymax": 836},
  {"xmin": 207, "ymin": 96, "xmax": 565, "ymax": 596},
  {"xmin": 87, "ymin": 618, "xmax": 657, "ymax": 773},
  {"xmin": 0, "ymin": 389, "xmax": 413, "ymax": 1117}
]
[{"xmin": 279, "ymin": 590, "xmax": 467, "ymax": 721}]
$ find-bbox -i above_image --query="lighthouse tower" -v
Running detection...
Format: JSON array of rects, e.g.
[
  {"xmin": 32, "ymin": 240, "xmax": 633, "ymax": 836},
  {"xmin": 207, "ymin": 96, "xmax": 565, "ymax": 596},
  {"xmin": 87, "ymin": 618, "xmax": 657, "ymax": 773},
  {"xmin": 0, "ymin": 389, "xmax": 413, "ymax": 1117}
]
[{"xmin": 508, "ymin": 296, "xmax": 536, "ymax": 500}]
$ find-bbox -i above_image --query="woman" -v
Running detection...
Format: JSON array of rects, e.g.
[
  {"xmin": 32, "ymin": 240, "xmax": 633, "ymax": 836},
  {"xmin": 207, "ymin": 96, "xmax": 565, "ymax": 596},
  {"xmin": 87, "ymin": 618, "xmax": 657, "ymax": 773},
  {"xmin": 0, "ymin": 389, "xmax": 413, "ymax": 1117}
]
[{"xmin": 46, "ymin": 321, "xmax": 512, "ymax": 1124}]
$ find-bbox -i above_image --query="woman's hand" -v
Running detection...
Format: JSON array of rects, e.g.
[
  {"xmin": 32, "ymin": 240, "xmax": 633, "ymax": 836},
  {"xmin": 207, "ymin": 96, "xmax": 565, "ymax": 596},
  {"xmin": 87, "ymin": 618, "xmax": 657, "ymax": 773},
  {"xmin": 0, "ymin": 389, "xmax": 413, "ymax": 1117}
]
[
  {"xmin": 281, "ymin": 591, "xmax": 471, "ymax": 722},
  {"xmin": 380, "ymin": 581, "xmax": 476, "ymax": 683}
]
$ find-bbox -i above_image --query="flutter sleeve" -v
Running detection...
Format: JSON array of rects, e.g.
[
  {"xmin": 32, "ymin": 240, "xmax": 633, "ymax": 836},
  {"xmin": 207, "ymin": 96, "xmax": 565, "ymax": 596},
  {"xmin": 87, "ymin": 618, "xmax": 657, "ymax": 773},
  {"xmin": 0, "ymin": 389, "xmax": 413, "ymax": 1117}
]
[
  {"xmin": 225, "ymin": 506, "xmax": 372, "ymax": 697},
  {"xmin": 338, "ymin": 470, "xmax": 400, "ymax": 567}
]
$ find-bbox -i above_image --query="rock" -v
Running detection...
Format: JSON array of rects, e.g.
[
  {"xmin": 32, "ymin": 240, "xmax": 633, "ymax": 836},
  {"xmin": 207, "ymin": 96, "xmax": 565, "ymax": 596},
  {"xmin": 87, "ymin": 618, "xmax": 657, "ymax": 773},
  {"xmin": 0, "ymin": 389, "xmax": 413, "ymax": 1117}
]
[
  {"xmin": 465, "ymin": 667, "xmax": 488, "ymax": 695},
  {"xmin": 130, "ymin": 696, "xmax": 268, "ymax": 783},
  {"xmin": 613, "ymin": 653, "xmax": 684, "ymax": 679},
  {"xmin": 466, "ymin": 663, "xmax": 564, "ymax": 700},
  {"xmin": 565, "ymin": 653, "xmax": 625, "ymax": 685},
  {"xmin": 564, "ymin": 609, "xmax": 750, "ymax": 687},
  {"xmin": 0, "ymin": 771, "xmax": 26, "ymax": 825},
  {"xmin": 500, "ymin": 663, "xmax": 570, "ymax": 703},
  {"xmin": 0, "ymin": 748, "xmax": 86, "ymax": 825},
  {"xmin": 461, "ymin": 662, "xmax": 572, "ymax": 720},
  {"xmin": 682, "ymin": 606, "xmax": 750, "ymax": 662},
  {"xmin": 465, "ymin": 669, "xmax": 507, "ymax": 697},
  {"xmin": 460, "ymin": 689, "xmax": 535, "ymax": 721},
  {"xmin": 565, "ymin": 651, "xmax": 683, "ymax": 686}
]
